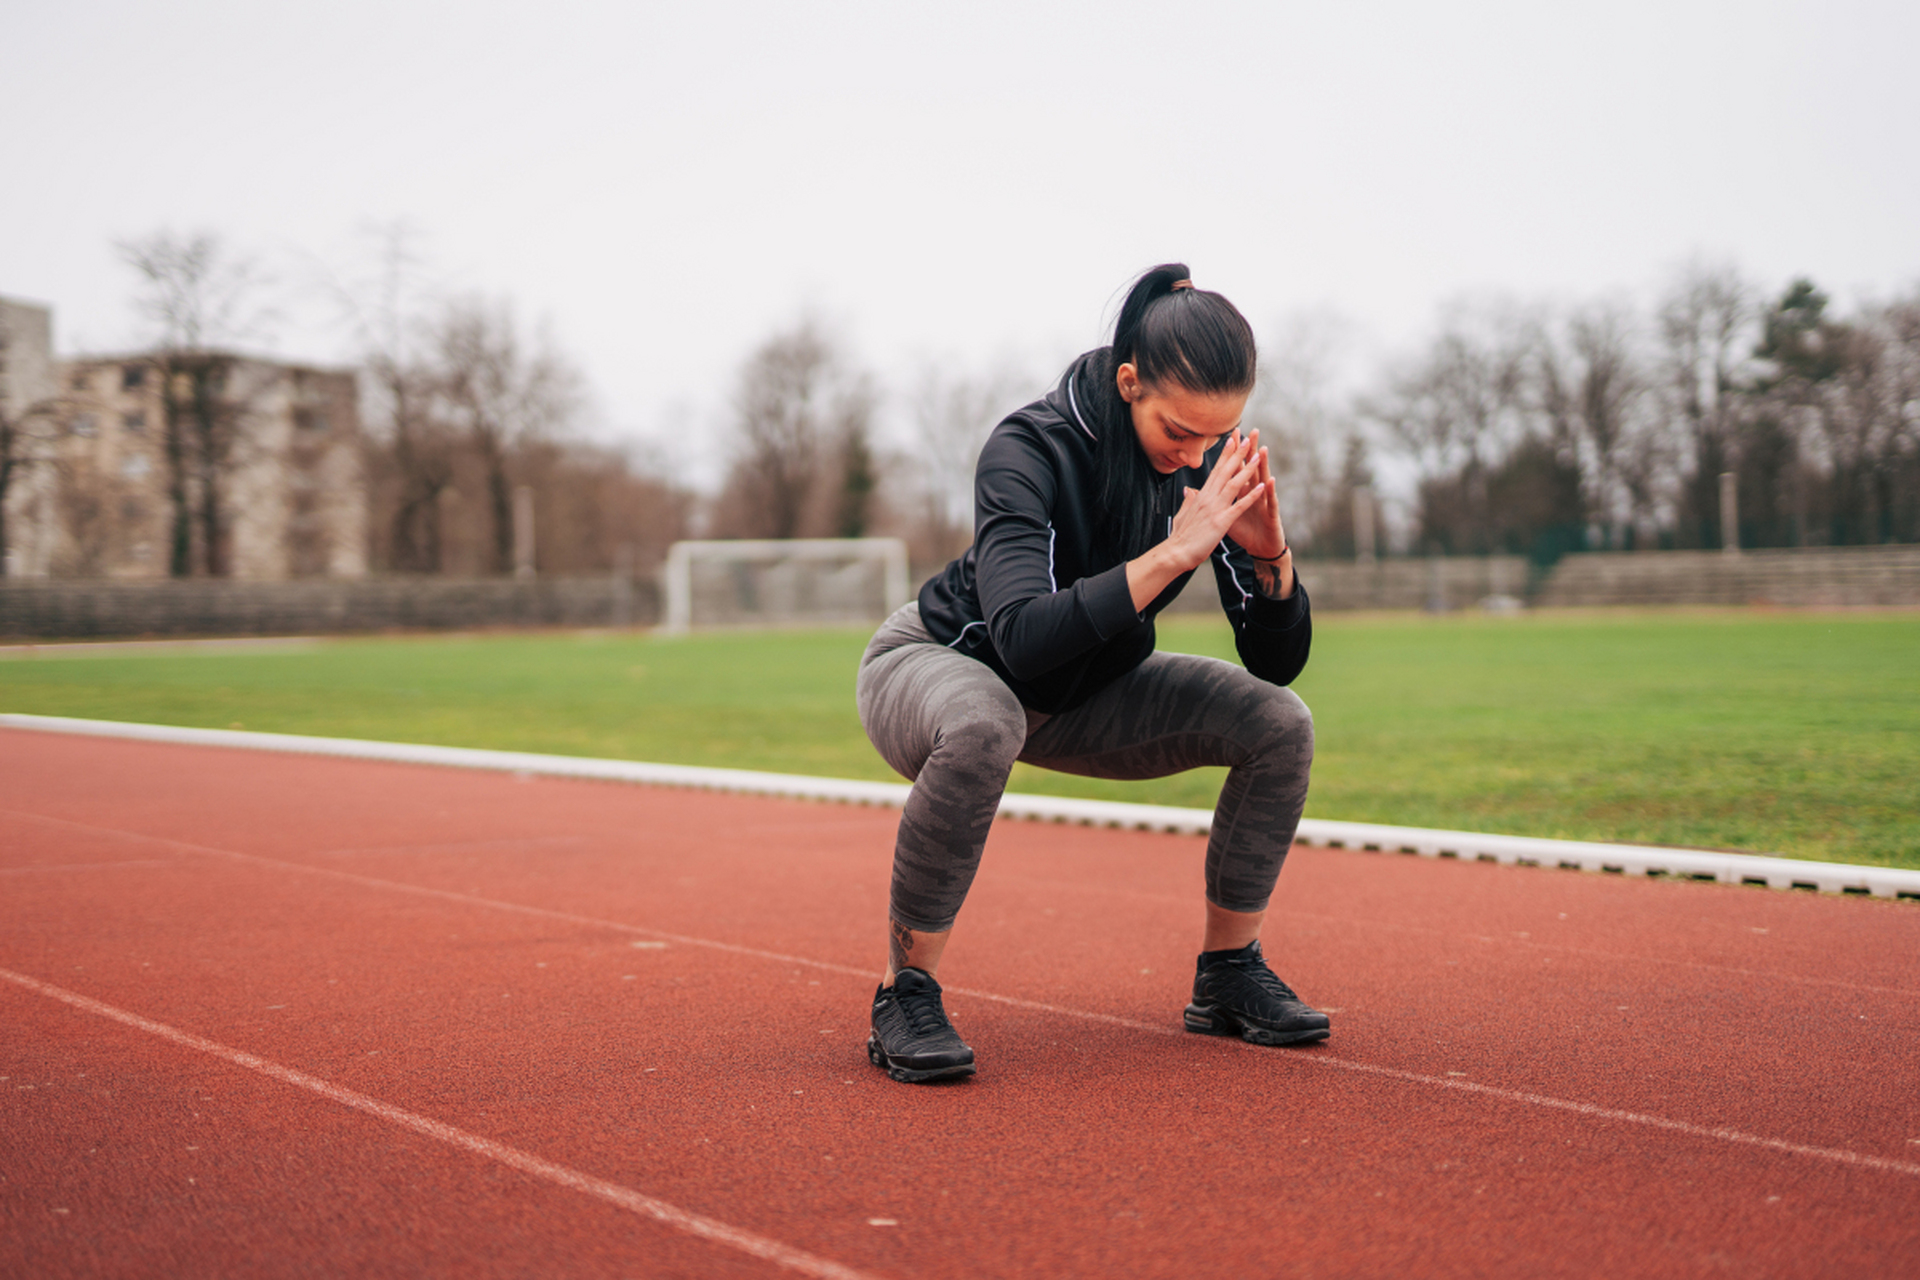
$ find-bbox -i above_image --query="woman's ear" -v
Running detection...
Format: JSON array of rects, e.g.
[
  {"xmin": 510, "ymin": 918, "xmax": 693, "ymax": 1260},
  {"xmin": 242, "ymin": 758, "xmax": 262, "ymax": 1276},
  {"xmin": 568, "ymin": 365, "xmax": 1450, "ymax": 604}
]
[{"xmin": 1116, "ymin": 362, "xmax": 1141, "ymax": 404}]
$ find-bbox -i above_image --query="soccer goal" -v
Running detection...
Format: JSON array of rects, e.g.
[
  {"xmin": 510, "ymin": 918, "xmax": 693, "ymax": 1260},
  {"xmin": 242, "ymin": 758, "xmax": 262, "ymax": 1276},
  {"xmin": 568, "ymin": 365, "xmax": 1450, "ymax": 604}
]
[{"xmin": 660, "ymin": 537, "xmax": 913, "ymax": 633}]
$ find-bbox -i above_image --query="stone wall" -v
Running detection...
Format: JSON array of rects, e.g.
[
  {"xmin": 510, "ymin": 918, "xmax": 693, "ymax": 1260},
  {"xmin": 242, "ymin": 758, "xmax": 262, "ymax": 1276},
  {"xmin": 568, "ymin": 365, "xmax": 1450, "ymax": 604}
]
[
  {"xmin": 1535, "ymin": 546, "xmax": 1920, "ymax": 608},
  {"xmin": 4, "ymin": 546, "xmax": 1917, "ymax": 639},
  {"xmin": 1165, "ymin": 555, "xmax": 1531, "ymax": 613},
  {"xmin": 0, "ymin": 576, "xmax": 661, "ymax": 639}
]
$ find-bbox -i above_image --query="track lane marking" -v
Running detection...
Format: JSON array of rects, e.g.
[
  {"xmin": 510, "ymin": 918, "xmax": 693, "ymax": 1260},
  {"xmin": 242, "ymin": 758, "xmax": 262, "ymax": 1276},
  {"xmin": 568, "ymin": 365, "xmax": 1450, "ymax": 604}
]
[
  {"xmin": 310, "ymin": 835, "xmax": 588, "ymax": 858},
  {"xmin": 8, "ymin": 806, "xmax": 1920, "ymax": 1181},
  {"xmin": 11, "ymin": 806, "xmax": 1914, "ymax": 1001},
  {"xmin": 0, "ymin": 966, "xmax": 881, "ymax": 1280},
  {"xmin": 993, "ymin": 868, "xmax": 1920, "ymax": 1000},
  {"xmin": 0, "ymin": 859, "xmax": 175, "ymax": 876}
]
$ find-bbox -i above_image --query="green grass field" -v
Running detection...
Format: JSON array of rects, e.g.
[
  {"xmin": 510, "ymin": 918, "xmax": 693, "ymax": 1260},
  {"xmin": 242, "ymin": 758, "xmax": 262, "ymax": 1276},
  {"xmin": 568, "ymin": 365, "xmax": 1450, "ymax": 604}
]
[{"xmin": 3, "ymin": 610, "xmax": 1915, "ymax": 869}]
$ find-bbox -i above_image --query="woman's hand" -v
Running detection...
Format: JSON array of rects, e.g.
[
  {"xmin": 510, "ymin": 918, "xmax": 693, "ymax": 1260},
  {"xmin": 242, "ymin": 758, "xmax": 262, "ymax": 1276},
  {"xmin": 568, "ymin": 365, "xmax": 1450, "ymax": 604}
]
[
  {"xmin": 1125, "ymin": 431, "xmax": 1274, "ymax": 611},
  {"xmin": 1225, "ymin": 429, "xmax": 1294, "ymax": 600}
]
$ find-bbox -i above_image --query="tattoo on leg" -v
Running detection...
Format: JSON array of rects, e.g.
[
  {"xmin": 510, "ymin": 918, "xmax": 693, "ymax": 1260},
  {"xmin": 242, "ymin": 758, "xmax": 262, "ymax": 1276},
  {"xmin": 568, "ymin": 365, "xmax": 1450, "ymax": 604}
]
[{"xmin": 889, "ymin": 918, "xmax": 915, "ymax": 973}]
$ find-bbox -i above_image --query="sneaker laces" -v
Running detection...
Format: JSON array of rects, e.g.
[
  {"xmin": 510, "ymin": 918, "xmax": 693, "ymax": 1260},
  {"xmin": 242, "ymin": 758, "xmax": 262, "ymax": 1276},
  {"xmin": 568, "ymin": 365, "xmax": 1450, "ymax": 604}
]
[
  {"xmin": 892, "ymin": 983, "xmax": 953, "ymax": 1039},
  {"xmin": 1219, "ymin": 954, "xmax": 1302, "ymax": 1004}
]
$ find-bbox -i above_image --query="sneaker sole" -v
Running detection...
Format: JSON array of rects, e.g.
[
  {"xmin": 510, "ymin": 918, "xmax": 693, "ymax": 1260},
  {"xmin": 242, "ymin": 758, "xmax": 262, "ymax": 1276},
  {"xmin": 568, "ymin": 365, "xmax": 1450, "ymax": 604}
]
[
  {"xmin": 1184, "ymin": 1002, "xmax": 1331, "ymax": 1046},
  {"xmin": 866, "ymin": 1034, "xmax": 976, "ymax": 1084}
]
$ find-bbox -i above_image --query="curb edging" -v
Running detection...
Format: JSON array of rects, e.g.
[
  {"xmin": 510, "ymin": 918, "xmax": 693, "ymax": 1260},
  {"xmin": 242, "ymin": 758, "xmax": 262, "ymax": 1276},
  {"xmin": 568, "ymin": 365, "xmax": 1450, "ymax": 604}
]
[{"xmin": 4, "ymin": 713, "xmax": 1914, "ymax": 900}]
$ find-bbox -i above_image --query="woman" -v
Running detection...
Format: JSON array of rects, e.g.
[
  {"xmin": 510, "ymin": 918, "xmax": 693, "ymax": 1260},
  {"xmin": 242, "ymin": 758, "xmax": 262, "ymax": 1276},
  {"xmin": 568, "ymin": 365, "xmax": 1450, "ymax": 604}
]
[{"xmin": 856, "ymin": 264, "xmax": 1324, "ymax": 1083}]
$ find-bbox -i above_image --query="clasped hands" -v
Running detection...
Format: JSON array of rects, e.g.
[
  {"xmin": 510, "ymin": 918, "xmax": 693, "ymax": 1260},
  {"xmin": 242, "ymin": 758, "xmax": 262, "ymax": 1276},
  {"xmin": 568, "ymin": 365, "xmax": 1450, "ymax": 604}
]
[{"xmin": 1126, "ymin": 429, "xmax": 1293, "ymax": 610}]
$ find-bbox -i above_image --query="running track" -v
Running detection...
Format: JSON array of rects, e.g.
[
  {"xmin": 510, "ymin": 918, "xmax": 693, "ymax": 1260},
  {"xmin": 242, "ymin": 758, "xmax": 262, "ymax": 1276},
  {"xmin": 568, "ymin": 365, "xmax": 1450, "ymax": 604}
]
[{"xmin": 3, "ymin": 726, "xmax": 1916, "ymax": 1278}]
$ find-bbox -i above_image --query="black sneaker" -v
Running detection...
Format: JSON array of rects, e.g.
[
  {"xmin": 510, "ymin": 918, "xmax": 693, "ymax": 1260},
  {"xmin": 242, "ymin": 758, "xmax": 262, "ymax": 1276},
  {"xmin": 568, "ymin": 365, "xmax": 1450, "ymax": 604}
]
[
  {"xmin": 1184, "ymin": 940, "xmax": 1331, "ymax": 1046},
  {"xmin": 867, "ymin": 968, "xmax": 976, "ymax": 1083}
]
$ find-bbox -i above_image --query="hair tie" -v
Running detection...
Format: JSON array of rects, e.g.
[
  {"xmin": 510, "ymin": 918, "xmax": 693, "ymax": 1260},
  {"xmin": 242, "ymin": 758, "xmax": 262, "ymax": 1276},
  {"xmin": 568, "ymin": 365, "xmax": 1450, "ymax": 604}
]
[{"xmin": 1171, "ymin": 279, "xmax": 1194, "ymax": 291}]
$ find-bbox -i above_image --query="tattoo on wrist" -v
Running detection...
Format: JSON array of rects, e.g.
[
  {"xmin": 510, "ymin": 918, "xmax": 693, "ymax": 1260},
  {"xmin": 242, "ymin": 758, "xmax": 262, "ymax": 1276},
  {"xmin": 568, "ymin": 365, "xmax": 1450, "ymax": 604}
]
[
  {"xmin": 888, "ymin": 919, "xmax": 914, "ymax": 972},
  {"xmin": 1253, "ymin": 562, "xmax": 1292, "ymax": 600}
]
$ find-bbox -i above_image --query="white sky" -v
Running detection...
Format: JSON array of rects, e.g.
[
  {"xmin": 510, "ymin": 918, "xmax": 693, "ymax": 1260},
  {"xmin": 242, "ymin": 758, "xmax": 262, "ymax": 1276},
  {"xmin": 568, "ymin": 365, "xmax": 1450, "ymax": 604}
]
[{"xmin": 4, "ymin": 0, "xmax": 1917, "ymax": 488}]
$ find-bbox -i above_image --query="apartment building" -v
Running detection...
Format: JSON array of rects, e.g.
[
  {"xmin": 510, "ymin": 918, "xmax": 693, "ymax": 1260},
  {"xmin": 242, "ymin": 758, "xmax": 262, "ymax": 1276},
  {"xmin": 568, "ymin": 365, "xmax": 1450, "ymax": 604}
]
[{"xmin": 0, "ymin": 296, "xmax": 368, "ymax": 580}]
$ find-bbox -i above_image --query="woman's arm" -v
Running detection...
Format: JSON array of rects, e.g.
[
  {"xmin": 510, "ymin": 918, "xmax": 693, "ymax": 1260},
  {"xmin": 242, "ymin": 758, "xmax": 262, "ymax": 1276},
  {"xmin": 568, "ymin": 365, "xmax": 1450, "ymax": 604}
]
[{"xmin": 972, "ymin": 432, "xmax": 1142, "ymax": 681}]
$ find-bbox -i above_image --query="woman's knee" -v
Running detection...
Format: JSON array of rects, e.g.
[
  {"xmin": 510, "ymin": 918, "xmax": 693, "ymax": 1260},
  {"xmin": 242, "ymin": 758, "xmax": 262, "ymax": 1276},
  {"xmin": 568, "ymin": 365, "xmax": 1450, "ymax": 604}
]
[
  {"xmin": 931, "ymin": 685, "xmax": 1029, "ymax": 774},
  {"xmin": 1234, "ymin": 682, "xmax": 1314, "ymax": 762},
  {"xmin": 859, "ymin": 646, "xmax": 1027, "ymax": 782}
]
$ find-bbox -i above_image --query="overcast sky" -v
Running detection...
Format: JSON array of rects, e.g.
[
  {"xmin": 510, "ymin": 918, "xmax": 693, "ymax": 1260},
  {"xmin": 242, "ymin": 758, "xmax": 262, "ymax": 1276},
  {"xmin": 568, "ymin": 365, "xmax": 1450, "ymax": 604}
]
[{"xmin": 4, "ymin": 0, "xmax": 1916, "ymax": 485}]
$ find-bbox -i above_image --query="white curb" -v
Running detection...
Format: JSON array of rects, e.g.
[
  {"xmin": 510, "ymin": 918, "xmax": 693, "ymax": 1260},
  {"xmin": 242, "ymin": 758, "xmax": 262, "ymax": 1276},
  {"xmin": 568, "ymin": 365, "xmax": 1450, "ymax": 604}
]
[{"xmin": 4, "ymin": 713, "xmax": 1915, "ymax": 901}]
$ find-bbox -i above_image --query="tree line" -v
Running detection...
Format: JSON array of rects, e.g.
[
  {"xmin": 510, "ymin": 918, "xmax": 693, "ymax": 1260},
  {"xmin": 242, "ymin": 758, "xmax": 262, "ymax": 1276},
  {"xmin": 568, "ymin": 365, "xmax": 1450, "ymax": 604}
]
[
  {"xmin": 1353, "ymin": 268, "xmax": 1920, "ymax": 560},
  {"xmin": 4, "ymin": 238, "xmax": 1914, "ymax": 582},
  {"xmin": 702, "ymin": 265, "xmax": 1920, "ymax": 574}
]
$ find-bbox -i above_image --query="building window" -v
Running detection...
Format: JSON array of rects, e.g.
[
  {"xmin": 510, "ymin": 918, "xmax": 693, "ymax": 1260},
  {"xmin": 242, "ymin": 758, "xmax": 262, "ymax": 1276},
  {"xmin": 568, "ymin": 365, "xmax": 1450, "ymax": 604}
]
[
  {"xmin": 294, "ymin": 409, "xmax": 330, "ymax": 433},
  {"xmin": 70, "ymin": 371, "xmax": 90, "ymax": 392},
  {"xmin": 121, "ymin": 454, "xmax": 151, "ymax": 480},
  {"xmin": 122, "ymin": 365, "xmax": 146, "ymax": 390},
  {"xmin": 71, "ymin": 414, "xmax": 97, "ymax": 438},
  {"xmin": 123, "ymin": 411, "xmax": 146, "ymax": 433}
]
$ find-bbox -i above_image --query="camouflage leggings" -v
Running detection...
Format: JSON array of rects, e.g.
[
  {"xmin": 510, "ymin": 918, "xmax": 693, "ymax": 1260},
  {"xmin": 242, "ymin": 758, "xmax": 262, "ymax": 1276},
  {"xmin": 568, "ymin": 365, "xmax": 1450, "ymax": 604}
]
[{"xmin": 856, "ymin": 604, "xmax": 1314, "ymax": 933}]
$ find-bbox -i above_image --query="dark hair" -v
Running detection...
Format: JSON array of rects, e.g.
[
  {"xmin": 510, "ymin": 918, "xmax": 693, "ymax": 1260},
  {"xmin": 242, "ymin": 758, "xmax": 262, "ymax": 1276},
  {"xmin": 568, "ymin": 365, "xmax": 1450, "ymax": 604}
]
[{"xmin": 1093, "ymin": 263, "xmax": 1258, "ymax": 559}]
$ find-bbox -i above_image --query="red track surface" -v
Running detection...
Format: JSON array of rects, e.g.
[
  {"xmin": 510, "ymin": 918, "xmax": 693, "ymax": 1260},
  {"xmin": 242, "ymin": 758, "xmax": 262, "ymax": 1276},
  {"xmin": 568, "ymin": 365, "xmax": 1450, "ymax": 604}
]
[{"xmin": 3, "ymin": 726, "xmax": 1917, "ymax": 1278}]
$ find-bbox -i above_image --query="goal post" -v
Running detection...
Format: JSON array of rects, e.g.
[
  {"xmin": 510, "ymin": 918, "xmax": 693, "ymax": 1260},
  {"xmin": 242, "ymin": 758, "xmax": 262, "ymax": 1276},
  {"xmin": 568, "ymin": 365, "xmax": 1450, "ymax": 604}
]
[{"xmin": 660, "ymin": 537, "xmax": 912, "ymax": 634}]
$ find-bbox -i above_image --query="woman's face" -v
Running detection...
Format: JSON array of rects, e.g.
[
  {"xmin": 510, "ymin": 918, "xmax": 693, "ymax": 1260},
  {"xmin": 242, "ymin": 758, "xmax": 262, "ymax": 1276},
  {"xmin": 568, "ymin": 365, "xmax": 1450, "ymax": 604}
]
[{"xmin": 1116, "ymin": 362, "xmax": 1248, "ymax": 475}]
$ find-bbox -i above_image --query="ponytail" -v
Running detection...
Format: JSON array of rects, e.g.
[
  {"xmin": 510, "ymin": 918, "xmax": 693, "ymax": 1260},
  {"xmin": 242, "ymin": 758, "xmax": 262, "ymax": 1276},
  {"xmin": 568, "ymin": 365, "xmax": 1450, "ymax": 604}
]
[
  {"xmin": 1113, "ymin": 262, "xmax": 1257, "ymax": 395},
  {"xmin": 1093, "ymin": 263, "xmax": 1259, "ymax": 559}
]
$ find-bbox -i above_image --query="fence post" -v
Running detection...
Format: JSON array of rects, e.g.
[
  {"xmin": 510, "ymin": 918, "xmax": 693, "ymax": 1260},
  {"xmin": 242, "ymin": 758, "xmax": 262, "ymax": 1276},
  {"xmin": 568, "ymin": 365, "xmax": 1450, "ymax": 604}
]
[
  {"xmin": 1719, "ymin": 472, "xmax": 1740, "ymax": 557},
  {"xmin": 611, "ymin": 542, "xmax": 634, "ymax": 628},
  {"xmin": 513, "ymin": 486, "xmax": 536, "ymax": 579}
]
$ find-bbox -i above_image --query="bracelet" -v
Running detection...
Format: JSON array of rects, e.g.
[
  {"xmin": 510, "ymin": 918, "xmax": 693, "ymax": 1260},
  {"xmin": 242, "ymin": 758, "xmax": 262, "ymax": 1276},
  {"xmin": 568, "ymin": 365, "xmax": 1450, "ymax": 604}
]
[{"xmin": 1249, "ymin": 546, "xmax": 1290, "ymax": 563}]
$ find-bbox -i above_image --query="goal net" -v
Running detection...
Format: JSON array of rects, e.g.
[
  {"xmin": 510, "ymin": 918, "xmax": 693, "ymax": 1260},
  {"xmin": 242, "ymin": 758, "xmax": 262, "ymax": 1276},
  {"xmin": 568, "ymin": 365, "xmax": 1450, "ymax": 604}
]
[{"xmin": 660, "ymin": 537, "xmax": 912, "ymax": 633}]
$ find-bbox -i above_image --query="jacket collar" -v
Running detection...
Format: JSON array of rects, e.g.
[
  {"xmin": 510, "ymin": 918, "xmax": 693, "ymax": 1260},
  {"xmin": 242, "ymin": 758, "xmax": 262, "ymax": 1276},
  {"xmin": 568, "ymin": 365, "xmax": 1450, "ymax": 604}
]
[{"xmin": 1047, "ymin": 347, "xmax": 1118, "ymax": 444}]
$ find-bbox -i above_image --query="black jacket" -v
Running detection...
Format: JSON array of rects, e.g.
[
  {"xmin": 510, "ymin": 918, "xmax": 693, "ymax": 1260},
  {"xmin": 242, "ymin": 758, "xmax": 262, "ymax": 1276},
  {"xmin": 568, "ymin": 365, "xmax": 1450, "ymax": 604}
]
[{"xmin": 917, "ymin": 348, "xmax": 1312, "ymax": 714}]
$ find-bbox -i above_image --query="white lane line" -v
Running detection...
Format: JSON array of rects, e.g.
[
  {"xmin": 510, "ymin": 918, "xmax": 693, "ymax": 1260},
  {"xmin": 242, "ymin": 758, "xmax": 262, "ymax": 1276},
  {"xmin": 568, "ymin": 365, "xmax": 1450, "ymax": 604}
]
[
  {"xmin": 0, "ymin": 860, "xmax": 174, "ymax": 876},
  {"xmin": 311, "ymin": 835, "xmax": 587, "ymax": 859},
  {"xmin": 0, "ymin": 807, "xmax": 875, "ymax": 977},
  {"xmin": 10, "ymin": 807, "xmax": 1912, "ymax": 1006},
  {"xmin": 993, "ymin": 868, "xmax": 1920, "ymax": 1000},
  {"xmin": 0, "ymin": 966, "xmax": 880, "ymax": 1280},
  {"xmin": 8, "ymin": 807, "xmax": 1919, "ymax": 1181},
  {"xmin": 1309, "ymin": 1058, "xmax": 1920, "ymax": 1178}
]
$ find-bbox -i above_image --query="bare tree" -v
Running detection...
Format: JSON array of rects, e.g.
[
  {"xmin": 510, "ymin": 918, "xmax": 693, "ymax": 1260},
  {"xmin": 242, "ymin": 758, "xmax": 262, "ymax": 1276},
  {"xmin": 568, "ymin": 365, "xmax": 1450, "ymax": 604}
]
[
  {"xmin": 1656, "ymin": 264, "xmax": 1753, "ymax": 548},
  {"xmin": 718, "ymin": 319, "xmax": 872, "ymax": 540},
  {"xmin": 1533, "ymin": 304, "xmax": 1658, "ymax": 547},
  {"xmin": 832, "ymin": 374, "xmax": 880, "ymax": 538},
  {"xmin": 906, "ymin": 361, "xmax": 1024, "ymax": 563},
  {"xmin": 514, "ymin": 438, "xmax": 696, "ymax": 574},
  {"xmin": 1753, "ymin": 281, "xmax": 1920, "ymax": 546},
  {"xmin": 327, "ymin": 223, "xmax": 458, "ymax": 572},
  {"xmin": 1366, "ymin": 306, "xmax": 1531, "ymax": 553},
  {"xmin": 426, "ymin": 297, "xmax": 581, "ymax": 574},
  {"xmin": 119, "ymin": 230, "xmax": 273, "ymax": 576},
  {"xmin": 1247, "ymin": 312, "xmax": 1358, "ymax": 554},
  {"xmin": 1876, "ymin": 291, "xmax": 1920, "ymax": 541}
]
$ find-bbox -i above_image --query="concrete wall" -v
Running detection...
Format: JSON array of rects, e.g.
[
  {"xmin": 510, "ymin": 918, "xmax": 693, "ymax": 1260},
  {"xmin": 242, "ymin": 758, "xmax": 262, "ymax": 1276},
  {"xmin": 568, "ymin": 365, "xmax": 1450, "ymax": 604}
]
[
  {"xmin": 0, "ymin": 297, "xmax": 58, "ymax": 580},
  {"xmin": 0, "ymin": 296, "xmax": 55, "ymax": 424},
  {"xmin": 0, "ymin": 575, "xmax": 660, "ymax": 639}
]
